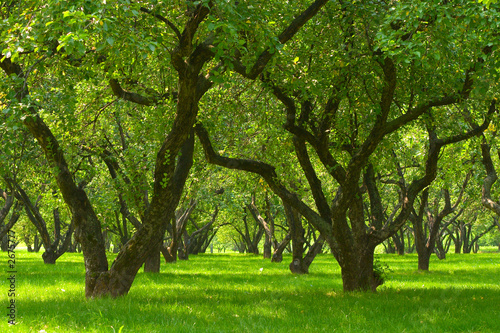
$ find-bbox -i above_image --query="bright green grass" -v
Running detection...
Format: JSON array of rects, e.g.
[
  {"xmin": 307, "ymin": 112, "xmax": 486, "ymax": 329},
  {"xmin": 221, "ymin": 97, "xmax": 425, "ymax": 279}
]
[{"xmin": 1, "ymin": 250, "xmax": 499, "ymax": 332}]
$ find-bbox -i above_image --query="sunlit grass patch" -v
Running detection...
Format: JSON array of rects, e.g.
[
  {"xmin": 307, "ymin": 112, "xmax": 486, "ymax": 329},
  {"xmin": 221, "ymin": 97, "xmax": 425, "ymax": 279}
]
[{"xmin": 1, "ymin": 250, "xmax": 499, "ymax": 332}]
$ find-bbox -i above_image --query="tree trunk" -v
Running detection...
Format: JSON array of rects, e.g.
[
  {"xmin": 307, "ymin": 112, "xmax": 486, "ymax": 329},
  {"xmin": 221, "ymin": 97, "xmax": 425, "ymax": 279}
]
[
  {"xmin": 385, "ymin": 240, "xmax": 396, "ymax": 254},
  {"xmin": 34, "ymin": 234, "xmax": 42, "ymax": 252},
  {"xmin": 144, "ymin": 242, "xmax": 161, "ymax": 272},
  {"xmin": 178, "ymin": 231, "xmax": 189, "ymax": 260},
  {"xmin": 417, "ymin": 250, "xmax": 431, "ymax": 270},
  {"xmin": 392, "ymin": 229, "xmax": 405, "ymax": 255},
  {"xmin": 160, "ymin": 244, "xmax": 176, "ymax": 263},
  {"xmin": 454, "ymin": 229, "xmax": 462, "ymax": 254},
  {"xmin": 434, "ymin": 238, "xmax": 446, "ymax": 260},
  {"xmin": 271, "ymin": 233, "xmax": 291, "ymax": 263},
  {"xmin": 263, "ymin": 232, "xmax": 272, "ymax": 259},
  {"xmin": 286, "ymin": 204, "xmax": 314, "ymax": 274},
  {"xmin": 338, "ymin": 244, "xmax": 381, "ymax": 292},
  {"xmin": 0, "ymin": 200, "xmax": 22, "ymax": 246},
  {"xmin": 91, "ymin": 130, "xmax": 195, "ymax": 297}
]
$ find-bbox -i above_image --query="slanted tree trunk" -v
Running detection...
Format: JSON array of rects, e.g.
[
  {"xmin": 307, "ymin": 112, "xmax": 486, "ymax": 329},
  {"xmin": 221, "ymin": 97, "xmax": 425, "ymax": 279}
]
[
  {"xmin": 0, "ymin": 188, "xmax": 20, "ymax": 251},
  {"xmin": 144, "ymin": 242, "xmax": 161, "ymax": 272},
  {"xmin": 186, "ymin": 206, "xmax": 221, "ymax": 255},
  {"xmin": 233, "ymin": 209, "xmax": 264, "ymax": 255},
  {"xmin": 285, "ymin": 204, "xmax": 324, "ymax": 274},
  {"xmin": 0, "ymin": 199, "xmax": 22, "ymax": 245},
  {"xmin": 271, "ymin": 233, "xmax": 291, "ymax": 263},
  {"xmin": 453, "ymin": 226, "xmax": 463, "ymax": 254},
  {"xmin": 463, "ymin": 218, "xmax": 496, "ymax": 253},
  {"xmin": 8, "ymin": 179, "xmax": 75, "ymax": 264},
  {"xmin": 247, "ymin": 194, "xmax": 282, "ymax": 259},
  {"xmin": 161, "ymin": 199, "xmax": 197, "ymax": 263},
  {"xmin": 392, "ymin": 228, "xmax": 405, "ymax": 255}
]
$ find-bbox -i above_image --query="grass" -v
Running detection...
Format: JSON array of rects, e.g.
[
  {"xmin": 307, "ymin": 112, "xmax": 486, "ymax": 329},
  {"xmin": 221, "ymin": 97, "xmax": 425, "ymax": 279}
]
[{"xmin": 1, "ymin": 250, "xmax": 499, "ymax": 333}]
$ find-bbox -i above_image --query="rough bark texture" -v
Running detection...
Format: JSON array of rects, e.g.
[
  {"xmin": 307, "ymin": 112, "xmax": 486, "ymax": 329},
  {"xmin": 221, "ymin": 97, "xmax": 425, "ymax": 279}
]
[{"xmin": 271, "ymin": 233, "xmax": 291, "ymax": 263}]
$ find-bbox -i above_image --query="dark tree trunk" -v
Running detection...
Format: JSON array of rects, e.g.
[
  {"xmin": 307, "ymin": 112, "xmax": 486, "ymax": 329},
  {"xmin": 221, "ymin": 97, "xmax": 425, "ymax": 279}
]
[
  {"xmin": 0, "ymin": 235, "xmax": 8, "ymax": 251},
  {"xmin": 144, "ymin": 242, "xmax": 161, "ymax": 272},
  {"xmin": 271, "ymin": 233, "xmax": 291, "ymax": 263},
  {"xmin": 34, "ymin": 234, "xmax": 42, "ymax": 252},
  {"xmin": 178, "ymin": 230, "xmax": 189, "ymax": 260},
  {"xmin": 337, "ymin": 242, "xmax": 382, "ymax": 292},
  {"xmin": 417, "ymin": 250, "xmax": 431, "ymax": 270},
  {"xmin": 0, "ymin": 190, "xmax": 18, "ymax": 248},
  {"xmin": 263, "ymin": 232, "xmax": 272, "ymax": 259},
  {"xmin": 392, "ymin": 228, "xmax": 405, "ymax": 255},
  {"xmin": 434, "ymin": 237, "xmax": 446, "ymax": 260},
  {"xmin": 412, "ymin": 191, "xmax": 434, "ymax": 271},
  {"xmin": 385, "ymin": 240, "xmax": 396, "ymax": 254},
  {"xmin": 186, "ymin": 207, "xmax": 220, "ymax": 255},
  {"xmin": 285, "ymin": 204, "xmax": 323, "ymax": 274},
  {"xmin": 0, "ymin": 199, "xmax": 22, "ymax": 248},
  {"xmin": 285, "ymin": 204, "xmax": 306, "ymax": 273},
  {"xmin": 454, "ymin": 228, "xmax": 462, "ymax": 254}
]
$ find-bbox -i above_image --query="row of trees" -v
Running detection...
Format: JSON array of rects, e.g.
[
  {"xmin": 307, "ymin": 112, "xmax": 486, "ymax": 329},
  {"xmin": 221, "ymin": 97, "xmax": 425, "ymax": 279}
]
[{"xmin": 1, "ymin": 0, "xmax": 500, "ymax": 297}]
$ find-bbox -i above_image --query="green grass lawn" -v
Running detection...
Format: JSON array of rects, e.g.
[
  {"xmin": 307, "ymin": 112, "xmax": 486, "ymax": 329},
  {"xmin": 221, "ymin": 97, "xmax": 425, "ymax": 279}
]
[{"xmin": 1, "ymin": 250, "xmax": 499, "ymax": 332}]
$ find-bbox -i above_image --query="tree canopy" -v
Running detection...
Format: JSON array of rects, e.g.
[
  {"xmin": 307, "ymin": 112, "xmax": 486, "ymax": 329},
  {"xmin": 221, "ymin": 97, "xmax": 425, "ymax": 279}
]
[{"xmin": 1, "ymin": 0, "xmax": 499, "ymax": 297}]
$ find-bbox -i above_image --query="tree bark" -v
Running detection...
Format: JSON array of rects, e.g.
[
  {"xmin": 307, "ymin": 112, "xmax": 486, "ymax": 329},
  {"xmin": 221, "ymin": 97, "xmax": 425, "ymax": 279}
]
[
  {"xmin": 271, "ymin": 233, "xmax": 291, "ymax": 263},
  {"xmin": 143, "ymin": 242, "xmax": 161, "ymax": 272}
]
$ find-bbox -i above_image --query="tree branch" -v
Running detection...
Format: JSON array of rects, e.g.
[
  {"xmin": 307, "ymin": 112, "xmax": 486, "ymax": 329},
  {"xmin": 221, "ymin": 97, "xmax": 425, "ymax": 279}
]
[
  {"xmin": 195, "ymin": 122, "xmax": 333, "ymax": 237},
  {"xmin": 140, "ymin": 7, "xmax": 182, "ymax": 40}
]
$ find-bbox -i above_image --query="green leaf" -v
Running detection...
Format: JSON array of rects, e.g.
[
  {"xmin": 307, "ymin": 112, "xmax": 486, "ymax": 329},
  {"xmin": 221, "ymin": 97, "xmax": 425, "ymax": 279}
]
[{"xmin": 106, "ymin": 37, "xmax": 114, "ymax": 46}]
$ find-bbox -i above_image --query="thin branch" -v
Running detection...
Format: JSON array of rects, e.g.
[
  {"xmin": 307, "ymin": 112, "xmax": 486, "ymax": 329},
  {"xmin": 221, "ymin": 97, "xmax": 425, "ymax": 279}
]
[{"xmin": 140, "ymin": 7, "xmax": 182, "ymax": 40}]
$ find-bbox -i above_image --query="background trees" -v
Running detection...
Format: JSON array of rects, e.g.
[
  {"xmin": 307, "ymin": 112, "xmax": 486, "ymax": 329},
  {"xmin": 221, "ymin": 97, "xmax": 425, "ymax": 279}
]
[
  {"xmin": 196, "ymin": 0, "xmax": 499, "ymax": 291},
  {"xmin": 1, "ymin": 0, "xmax": 499, "ymax": 298},
  {"xmin": 1, "ymin": 0, "xmax": 330, "ymax": 297}
]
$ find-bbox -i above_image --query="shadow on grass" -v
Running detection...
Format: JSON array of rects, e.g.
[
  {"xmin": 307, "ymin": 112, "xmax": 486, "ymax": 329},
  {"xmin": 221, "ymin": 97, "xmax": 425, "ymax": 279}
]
[{"xmin": 3, "ymin": 252, "xmax": 499, "ymax": 332}]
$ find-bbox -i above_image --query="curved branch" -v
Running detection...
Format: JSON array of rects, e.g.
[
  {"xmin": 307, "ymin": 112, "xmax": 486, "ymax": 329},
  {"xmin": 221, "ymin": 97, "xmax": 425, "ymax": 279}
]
[
  {"xmin": 195, "ymin": 122, "xmax": 333, "ymax": 237},
  {"xmin": 109, "ymin": 79, "xmax": 156, "ymax": 106},
  {"xmin": 140, "ymin": 7, "xmax": 182, "ymax": 40},
  {"xmin": 233, "ymin": 0, "xmax": 330, "ymax": 79}
]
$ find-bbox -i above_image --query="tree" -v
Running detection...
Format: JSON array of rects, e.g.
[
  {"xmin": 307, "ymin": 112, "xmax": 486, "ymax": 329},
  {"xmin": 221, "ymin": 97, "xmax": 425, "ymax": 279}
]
[
  {"xmin": 7, "ymin": 177, "xmax": 74, "ymax": 264},
  {"xmin": 411, "ymin": 172, "xmax": 469, "ymax": 270},
  {"xmin": 1, "ymin": 0, "xmax": 329, "ymax": 297},
  {"xmin": 0, "ymin": 186, "xmax": 22, "ymax": 249},
  {"xmin": 195, "ymin": 1, "xmax": 499, "ymax": 291}
]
